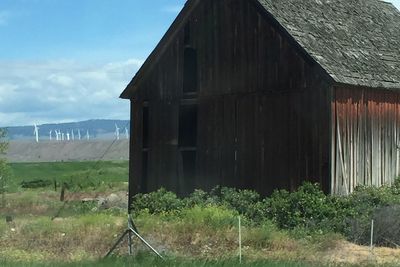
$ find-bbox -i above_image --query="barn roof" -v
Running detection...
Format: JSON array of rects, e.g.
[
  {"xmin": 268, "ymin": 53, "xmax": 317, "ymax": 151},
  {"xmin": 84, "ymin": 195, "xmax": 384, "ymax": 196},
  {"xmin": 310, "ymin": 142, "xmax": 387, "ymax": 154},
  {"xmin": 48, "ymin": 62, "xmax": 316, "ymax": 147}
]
[
  {"xmin": 258, "ymin": 0, "xmax": 400, "ymax": 88},
  {"xmin": 121, "ymin": 0, "xmax": 400, "ymax": 98}
]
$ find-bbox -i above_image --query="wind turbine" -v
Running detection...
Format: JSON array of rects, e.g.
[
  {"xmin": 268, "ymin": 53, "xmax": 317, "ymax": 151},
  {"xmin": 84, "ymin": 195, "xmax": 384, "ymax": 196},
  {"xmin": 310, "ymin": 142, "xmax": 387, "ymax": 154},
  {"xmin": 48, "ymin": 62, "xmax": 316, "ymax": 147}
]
[
  {"xmin": 71, "ymin": 130, "xmax": 75, "ymax": 141},
  {"xmin": 49, "ymin": 130, "xmax": 53, "ymax": 141},
  {"xmin": 115, "ymin": 124, "xmax": 120, "ymax": 140},
  {"xmin": 66, "ymin": 131, "xmax": 70, "ymax": 141},
  {"xmin": 33, "ymin": 124, "xmax": 39, "ymax": 143},
  {"xmin": 61, "ymin": 132, "xmax": 65, "ymax": 141},
  {"xmin": 125, "ymin": 127, "xmax": 129, "ymax": 139},
  {"xmin": 77, "ymin": 129, "xmax": 81, "ymax": 140},
  {"xmin": 86, "ymin": 130, "xmax": 90, "ymax": 140}
]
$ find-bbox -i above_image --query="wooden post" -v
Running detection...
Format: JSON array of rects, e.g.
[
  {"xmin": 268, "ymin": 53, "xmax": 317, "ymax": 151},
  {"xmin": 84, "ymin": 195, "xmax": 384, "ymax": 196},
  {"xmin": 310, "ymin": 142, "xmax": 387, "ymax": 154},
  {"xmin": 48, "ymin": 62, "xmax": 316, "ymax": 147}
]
[{"xmin": 60, "ymin": 183, "xmax": 66, "ymax": 202}]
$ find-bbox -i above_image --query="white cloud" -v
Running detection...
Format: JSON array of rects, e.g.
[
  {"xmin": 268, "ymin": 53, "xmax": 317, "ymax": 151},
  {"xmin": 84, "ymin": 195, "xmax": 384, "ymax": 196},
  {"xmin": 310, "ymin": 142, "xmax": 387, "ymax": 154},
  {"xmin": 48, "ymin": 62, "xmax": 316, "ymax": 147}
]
[{"xmin": 0, "ymin": 59, "xmax": 143, "ymax": 126}]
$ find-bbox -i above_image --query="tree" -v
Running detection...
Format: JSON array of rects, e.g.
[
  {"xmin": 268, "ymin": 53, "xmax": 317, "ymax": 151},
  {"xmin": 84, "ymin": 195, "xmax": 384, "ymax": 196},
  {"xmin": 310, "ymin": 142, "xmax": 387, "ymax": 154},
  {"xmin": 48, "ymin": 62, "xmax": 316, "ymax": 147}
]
[{"xmin": 0, "ymin": 128, "xmax": 9, "ymax": 208}]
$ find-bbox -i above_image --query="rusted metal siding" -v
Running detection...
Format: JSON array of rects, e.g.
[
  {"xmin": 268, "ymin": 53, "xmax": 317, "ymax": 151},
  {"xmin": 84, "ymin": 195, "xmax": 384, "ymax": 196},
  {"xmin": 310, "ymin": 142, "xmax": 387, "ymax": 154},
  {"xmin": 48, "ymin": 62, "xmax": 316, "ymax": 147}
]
[
  {"xmin": 129, "ymin": 0, "xmax": 332, "ymax": 196},
  {"xmin": 332, "ymin": 86, "xmax": 400, "ymax": 195}
]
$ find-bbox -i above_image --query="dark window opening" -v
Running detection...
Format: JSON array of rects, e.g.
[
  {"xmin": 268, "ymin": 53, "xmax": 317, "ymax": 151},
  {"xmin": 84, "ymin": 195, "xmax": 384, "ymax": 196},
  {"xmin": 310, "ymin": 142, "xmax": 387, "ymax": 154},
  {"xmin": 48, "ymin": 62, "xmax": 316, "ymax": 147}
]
[
  {"xmin": 183, "ymin": 47, "xmax": 198, "ymax": 94},
  {"xmin": 178, "ymin": 104, "xmax": 198, "ymax": 148},
  {"xmin": 142, "ymin": 105, "xmax": 149, "ymax": 149},
  {"xmin": 184, "ymin": 22, "xmax": 190, "ymax": 46},
  {"xmin": 141, "ymin": 151, "xmax": 148, "ymax": 193}
]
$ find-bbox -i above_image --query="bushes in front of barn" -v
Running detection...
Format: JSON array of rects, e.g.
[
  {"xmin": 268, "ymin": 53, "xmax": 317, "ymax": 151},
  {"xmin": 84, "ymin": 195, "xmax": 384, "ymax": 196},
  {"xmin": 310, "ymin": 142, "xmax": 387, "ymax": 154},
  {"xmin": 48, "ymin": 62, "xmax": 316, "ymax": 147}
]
[
  {"xmin": 131, "ymin": 180, "xmax": 400, "ymax": 246},
  {"xmin": 131, "ymin": 186, "xmax": 265, "ymax": 223}
]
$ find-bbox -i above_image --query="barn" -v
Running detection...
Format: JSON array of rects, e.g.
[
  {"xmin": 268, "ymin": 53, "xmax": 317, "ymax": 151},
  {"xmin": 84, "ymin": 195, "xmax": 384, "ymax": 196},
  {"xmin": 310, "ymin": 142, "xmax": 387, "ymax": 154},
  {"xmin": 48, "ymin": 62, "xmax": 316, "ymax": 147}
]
[{"xmin": 121, "ymin": 0, "xmax": 400, "ymax": 205}]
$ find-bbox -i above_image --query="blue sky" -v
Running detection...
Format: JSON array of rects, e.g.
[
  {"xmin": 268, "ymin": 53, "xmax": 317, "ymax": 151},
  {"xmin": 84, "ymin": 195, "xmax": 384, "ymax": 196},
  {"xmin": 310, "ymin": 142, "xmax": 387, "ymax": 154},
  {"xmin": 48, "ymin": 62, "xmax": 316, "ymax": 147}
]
[
  {"xmin": 0, "ymin": 0, "xmax": 399, "ymax": 126},
  {"xmin": 0, "ymin": 0, "xmax": 185, "ymax": 126}
]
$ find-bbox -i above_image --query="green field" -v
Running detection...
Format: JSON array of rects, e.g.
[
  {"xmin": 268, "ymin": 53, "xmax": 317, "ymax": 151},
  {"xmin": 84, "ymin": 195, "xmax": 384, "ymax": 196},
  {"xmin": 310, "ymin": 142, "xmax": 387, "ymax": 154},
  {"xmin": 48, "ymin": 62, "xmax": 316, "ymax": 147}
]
[{"xmin": 7, "ymin": 161, "xmax": 129, "ymax": 192}]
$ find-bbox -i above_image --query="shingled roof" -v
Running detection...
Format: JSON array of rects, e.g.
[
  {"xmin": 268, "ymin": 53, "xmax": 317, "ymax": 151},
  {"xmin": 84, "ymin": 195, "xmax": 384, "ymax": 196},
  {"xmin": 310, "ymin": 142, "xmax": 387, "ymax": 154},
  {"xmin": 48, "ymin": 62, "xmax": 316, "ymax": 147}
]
[{"xmin": 258, "ymin": 0, "xmax": 400, "ymax": 88}]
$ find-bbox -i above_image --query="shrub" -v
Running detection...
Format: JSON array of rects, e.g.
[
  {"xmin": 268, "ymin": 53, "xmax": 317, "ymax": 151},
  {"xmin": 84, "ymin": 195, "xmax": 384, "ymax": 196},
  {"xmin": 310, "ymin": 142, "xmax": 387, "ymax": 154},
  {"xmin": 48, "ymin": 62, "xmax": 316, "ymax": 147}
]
[
  {"xmin": 185, "ymin": 189, "xmax": 214, "ymax": 207},
  {"xmin": 265, "ymin": 182, "xmax": 338, "ymax": 232},
  {"xmin": 218, "ymin": 187, "xmax": 264, "ymax": 222},
  {"xmin": 131, "ymin": 188, "xmax": 185, "ymax": 214}
]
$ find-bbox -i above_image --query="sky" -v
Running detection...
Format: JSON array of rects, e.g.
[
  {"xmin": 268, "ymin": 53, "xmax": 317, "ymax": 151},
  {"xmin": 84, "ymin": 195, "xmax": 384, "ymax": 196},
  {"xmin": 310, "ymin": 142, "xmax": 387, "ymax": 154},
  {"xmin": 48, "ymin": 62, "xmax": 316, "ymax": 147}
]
[
  {"xmin": 0, "ymin": 0, "xmax": 399, "ymax": 127},
  {"xmin": 0, "ymin": 0, "xmax": 185, "ymax": 127}
]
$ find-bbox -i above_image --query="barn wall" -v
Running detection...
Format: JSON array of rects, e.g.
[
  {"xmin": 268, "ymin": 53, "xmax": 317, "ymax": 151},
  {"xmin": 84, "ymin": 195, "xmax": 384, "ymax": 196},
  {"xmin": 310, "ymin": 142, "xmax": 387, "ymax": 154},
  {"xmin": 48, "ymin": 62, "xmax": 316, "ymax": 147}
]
[
  {"xmin": 130, "ymin": 0, "xmax": 331, "ymax": 196},
  {"xmin": 332, "ymin": 86, "xmax": 400, "ymax": 195}
]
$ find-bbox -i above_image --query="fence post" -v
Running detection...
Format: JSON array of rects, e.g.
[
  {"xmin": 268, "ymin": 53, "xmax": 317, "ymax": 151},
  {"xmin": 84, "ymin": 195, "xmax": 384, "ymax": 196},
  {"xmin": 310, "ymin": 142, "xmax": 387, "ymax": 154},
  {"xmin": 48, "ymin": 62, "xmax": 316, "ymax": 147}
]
[
  {"xmin": 370, "ymin": 219, "xmax": 374, "ymax": 252},
  {"xmin": 238, "ymin": 216, "xmax": 242, "ymax": 264}
]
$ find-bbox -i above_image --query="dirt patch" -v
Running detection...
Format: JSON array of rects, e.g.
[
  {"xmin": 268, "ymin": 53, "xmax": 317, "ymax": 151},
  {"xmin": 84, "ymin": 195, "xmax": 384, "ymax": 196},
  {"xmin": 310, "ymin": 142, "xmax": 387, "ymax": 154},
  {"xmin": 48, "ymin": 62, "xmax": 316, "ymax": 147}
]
[
  {"xmin": 322, "ymin": 240, "xmax": 400, "ymax": 265},
  {"xmin": 6, "ymin": 140, "xmax": 129, "ymax": 163}
]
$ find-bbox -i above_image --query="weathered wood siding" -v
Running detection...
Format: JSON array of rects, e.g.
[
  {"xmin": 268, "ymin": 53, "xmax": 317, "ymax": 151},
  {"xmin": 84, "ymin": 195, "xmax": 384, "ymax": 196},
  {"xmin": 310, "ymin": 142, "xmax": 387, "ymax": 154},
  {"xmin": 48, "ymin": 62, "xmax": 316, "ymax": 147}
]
[
  {"xmin": 129, "ymin": 0, "xmax": 332, "ymax": 197},
  {"xmin": 332, "ymin": 86, "xmax": 400, "ymax": 194}
]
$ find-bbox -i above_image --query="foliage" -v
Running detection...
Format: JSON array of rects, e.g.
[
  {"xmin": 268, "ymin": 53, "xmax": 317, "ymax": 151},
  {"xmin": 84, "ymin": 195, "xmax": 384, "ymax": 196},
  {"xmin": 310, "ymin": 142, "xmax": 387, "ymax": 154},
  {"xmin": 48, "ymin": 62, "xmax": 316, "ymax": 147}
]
[
  {"xmin": 264, "ymin": 182, "xmax": 339, "ymax": 232},
  {"xmin": 131, "ymin": 188, "xmax": 185, "ymax": 214},
  {"xmin": 0, "ymin": 128, "xmax": 10, "ymax": 204},
  {"xmin": 0, "ymin": 128, "xmax": 7, "ymax": 155},
  {"xmin": 215, "ymin": 187, "xmax": 265, "ymax": 223},
  {"xmin": 131, "ymin": 186, "xmax": 264, "ymax": 224}
]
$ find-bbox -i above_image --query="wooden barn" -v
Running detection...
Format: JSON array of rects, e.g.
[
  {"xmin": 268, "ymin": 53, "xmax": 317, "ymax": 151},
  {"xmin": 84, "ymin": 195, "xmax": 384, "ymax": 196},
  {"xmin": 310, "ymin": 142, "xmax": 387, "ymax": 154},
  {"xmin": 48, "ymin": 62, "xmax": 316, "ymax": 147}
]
[{"xmin": 121, "ymin": 0, "xmax": 400, "ymax": 202}]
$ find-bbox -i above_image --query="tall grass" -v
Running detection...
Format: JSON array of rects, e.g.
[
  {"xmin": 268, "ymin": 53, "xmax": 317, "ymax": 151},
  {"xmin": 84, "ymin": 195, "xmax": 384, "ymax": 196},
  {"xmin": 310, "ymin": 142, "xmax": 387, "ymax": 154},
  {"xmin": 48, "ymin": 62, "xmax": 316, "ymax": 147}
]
[{"xmin": 8, "ymin": 161, "xmax": 128, "ymax": 192}]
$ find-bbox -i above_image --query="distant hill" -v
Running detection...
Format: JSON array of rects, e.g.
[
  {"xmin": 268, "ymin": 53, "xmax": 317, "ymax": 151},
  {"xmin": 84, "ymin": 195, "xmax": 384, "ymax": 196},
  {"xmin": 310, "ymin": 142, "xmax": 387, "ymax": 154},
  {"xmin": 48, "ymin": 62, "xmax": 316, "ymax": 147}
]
[{"xmin": 4, "ymin": 119, "xmax": 130, "ymax": 141}]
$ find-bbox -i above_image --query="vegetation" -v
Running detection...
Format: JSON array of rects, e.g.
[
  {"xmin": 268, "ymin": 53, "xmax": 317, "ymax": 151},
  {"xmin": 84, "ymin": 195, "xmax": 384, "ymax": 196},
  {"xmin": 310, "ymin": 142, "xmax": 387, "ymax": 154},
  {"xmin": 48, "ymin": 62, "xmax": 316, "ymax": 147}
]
[
  {"xmin": 3, "ymin": 160, "xmax": 400, "ymax": 265},
  {"xmin": 8, "ymin": 161, "xmax": 128, "ymax": 192},
  {"xmin": 132, "ymin": 181, "xmax": 400, "ymax": 247},
  {"xmin": 0, "ymin": 256, "xmax": 328, "ymax": 267},
  {"xmin": 0, "ymin": 128, "xmax": 10, "ymax": 207}
]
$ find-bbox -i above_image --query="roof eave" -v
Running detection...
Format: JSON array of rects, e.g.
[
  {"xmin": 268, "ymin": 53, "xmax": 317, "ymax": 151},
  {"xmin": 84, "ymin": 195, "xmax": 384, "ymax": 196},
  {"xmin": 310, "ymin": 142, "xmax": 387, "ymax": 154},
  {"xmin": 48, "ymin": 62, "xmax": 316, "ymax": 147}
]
[{"xmin": 120, "ymin": 0, "xmax": 201, "ymax": 100}]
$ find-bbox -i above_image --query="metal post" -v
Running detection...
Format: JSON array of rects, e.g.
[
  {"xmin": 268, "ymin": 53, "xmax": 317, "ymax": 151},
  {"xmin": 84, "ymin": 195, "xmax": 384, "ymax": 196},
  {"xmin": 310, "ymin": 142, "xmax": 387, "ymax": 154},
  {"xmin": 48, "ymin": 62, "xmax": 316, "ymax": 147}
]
[
  {"xmin": 370, "ymin": 219, "xmax": 374, "ymax": 251},
  {"xmin": 128, "ymin": 214, "xmax": 133, "ymax": 255},
  {"xmin": 239, "ymin": 216, "xmax": 242, "ymax": 264},
  {"xmin": 128, "ymin": 225, "xmax": 164, "ymax": 259}
]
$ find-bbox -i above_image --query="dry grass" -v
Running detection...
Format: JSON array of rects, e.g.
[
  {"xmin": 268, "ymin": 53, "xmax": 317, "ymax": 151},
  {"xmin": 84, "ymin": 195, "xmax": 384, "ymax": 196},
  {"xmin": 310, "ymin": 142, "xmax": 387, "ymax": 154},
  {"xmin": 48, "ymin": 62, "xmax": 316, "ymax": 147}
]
[{"xmin": 2, "ymin": 190, "xmax": 400, "ymax": 266}]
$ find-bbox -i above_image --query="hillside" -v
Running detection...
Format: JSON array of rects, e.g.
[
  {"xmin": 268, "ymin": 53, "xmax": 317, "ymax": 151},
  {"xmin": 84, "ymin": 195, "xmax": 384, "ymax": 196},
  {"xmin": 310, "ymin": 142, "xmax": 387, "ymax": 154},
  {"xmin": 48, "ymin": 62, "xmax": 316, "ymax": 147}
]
[
  {"xmin": 6, "ymin": 140, "xmax": 129, "ymax": 163},
  {"xmin": 4, "ymin": 119, "xmax": 130, "ymax": 141}
]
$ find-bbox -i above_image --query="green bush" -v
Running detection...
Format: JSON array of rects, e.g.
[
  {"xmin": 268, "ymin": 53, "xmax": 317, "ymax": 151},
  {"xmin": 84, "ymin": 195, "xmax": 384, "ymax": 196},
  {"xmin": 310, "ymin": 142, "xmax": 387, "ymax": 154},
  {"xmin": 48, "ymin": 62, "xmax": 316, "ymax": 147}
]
[
  {"xmin": 265, "ymin": 182, "xmax": 339, "ymax": 232},
  {"xmin": 218, "ymin": 187, "xmax": 265, "ymax": 222},
  {"xmin": 185, "ymin": 186, "xmax": 264, "ymax": 223},
  {"xmin": 130, "ymin": 179, "xmax": 400, "ymax": 247},
  {"xmin": 131, "ymin": 188, "xmax": 185, "ymax": 214}
]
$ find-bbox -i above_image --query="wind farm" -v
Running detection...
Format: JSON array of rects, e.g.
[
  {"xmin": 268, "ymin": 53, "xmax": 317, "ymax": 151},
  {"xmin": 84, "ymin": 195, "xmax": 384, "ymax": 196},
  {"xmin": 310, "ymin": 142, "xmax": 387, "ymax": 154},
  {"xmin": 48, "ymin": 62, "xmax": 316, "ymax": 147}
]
[{"xmin": 4, "ymin": 119, "xmax": 130, "ymax": 162}]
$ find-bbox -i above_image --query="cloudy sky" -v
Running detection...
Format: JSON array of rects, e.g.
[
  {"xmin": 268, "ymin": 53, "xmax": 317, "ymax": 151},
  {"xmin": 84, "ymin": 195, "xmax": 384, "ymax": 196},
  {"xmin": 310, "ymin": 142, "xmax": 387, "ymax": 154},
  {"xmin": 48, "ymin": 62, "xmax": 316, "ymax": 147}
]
[
  {"xmin": 0, "ymin": 0, "xmax": 399, "ymax": 127},
  {"xmin": 0, "ymin": 0, "xmax": 185, "ymax": 127}
]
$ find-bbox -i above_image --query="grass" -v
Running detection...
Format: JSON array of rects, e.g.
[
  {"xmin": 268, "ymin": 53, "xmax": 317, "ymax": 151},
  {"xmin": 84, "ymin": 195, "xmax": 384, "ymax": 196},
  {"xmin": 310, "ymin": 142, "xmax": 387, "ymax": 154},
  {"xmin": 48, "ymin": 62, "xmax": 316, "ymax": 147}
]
[
  {"xmin": 2, "ymin": 161, "xmax": 400, "ymax": 266},
  {"xmin": 0, "ymin": 256, "xmax": 325, "ymax": 267},
  {"xmin": 7, "ymin": 161, "xmax": 128, "ymax": 192}
]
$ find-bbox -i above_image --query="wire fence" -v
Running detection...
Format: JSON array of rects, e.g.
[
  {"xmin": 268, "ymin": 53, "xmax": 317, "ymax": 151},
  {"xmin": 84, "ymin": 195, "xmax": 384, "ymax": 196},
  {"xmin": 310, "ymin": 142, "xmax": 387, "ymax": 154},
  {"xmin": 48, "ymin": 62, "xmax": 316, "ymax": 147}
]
[{"xmin": 348, "ymin": 205, "xmax": 400, "ymax": 249}]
